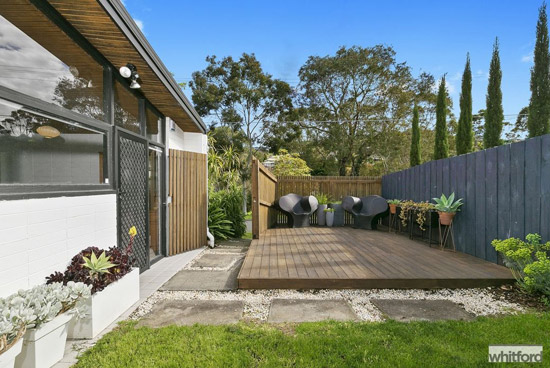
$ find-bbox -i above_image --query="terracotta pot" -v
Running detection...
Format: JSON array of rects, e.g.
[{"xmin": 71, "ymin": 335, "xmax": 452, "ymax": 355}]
[
  {"xmin": 389, "ymin": 204, "xmax": 397, "ymax": 214},
  {"xmin": 438, "ymin": 211, "xmax": 455, "ymax": 225}
]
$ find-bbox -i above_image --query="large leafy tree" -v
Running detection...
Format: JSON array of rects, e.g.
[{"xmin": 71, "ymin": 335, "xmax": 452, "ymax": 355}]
[
  {"xmin": 296, "ymin": 45, "xmax": 421, "ymax": 175},
  {"xmin": 272, "ymin": 149, "xmax": 312, "ymax": 176},
  {"xmin": 433, "ymin": 76, "xmax": 449, "ymax": 159},
  {"xmin": 528, "ymin": 2, "xmax": 550, "ymax": 137},
  {"xmin": 190, "ymin": 53, "xmax": 293, "ymax": 167},
  {"xmin": 484, "ymin": 39, "xmax": 504, "ymax": 148},
  {"xmin": 456, "ymin": 54, "xmax": 473, "ymax": 155},
  {"xmin": 410, "ymin": 105, "xmax": 421, "ymax": 166}
]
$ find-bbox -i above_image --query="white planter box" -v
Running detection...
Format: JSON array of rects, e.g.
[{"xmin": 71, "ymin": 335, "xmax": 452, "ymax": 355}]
[
  {"xmin": 68, "ymin": 267, "xmax": 139, "ymax": 339},
  {"xmin": 15, "ymin": 313, "xmax": 73, "ymax": 368},
  {"xmin": 0, "ymin": 338, "xmax": 23, "ymax": 368}
]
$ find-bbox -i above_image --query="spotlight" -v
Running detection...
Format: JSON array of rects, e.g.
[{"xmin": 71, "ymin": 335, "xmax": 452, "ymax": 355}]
[
  {"xmin": 119, "ymin": 64, "xmax": 133, "ymax": 78},
  {"xmin": 119, "ymin": 63, "xmax": 141, "ymax": 89}
]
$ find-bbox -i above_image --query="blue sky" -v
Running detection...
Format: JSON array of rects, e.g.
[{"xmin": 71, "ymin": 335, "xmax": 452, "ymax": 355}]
[{"xmin": 124, "ymin": 0, "xmax": 542, "ymax": 121}]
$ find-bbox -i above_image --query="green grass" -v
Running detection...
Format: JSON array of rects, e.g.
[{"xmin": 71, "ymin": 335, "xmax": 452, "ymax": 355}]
[
  {"xmin": 241, "ymin": 232, "xmax": 252, "ymax": 240},
  {"xmin": 74, "ymin": 313, "xmax": 550, "ymax": 368},
  {"xmin": 244, "ymin": 211, "xmax": 252, "ymax": 220}
]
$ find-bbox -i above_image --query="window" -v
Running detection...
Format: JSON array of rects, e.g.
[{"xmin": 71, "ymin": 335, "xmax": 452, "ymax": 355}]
[
  {"xmin": 146, "ymin": 106, "xmax": 163, "ymax": 143},
  {"xmin": 114, "ymin": 80, "xmax": 140, "ymax": 134},
  {"xmin": 0, "ymin": 98, "xmax": 108, "ymax": 185},
  {"xmin": 0, "ymin": 13, "xmax": 104, "ymax": 121}
]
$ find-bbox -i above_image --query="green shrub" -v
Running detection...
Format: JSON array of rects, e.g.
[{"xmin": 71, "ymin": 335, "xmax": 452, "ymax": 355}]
[
  {"xmin": 208, "ymin": 207, "xmax": 234, "ymax": 240},
  {"xmin": 314, "ymin": 192, "xmax": 330, "ymax": 205},
  {"xmin": 209, "ymin": 185, "xmax": 246, "ymax": 239},
  {"xmin": 492, "ymin": 233, "xmax": 550, "ymax": 296}
]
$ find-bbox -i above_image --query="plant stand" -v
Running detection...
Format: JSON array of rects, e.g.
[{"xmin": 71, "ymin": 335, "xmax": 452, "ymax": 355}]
[
  {"xmin": 438, "ymin": 220, "xmax": 456, "ymax": 252},
  {"xmin": 388, "ymin": 212, "xmax": 400, "ymax": 233}
]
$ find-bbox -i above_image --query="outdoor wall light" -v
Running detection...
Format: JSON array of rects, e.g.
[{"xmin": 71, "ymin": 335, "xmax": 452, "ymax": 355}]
[
  {"xmin": 119, "ymin": 63, "xmax": 141, "ymax": 89},
  {"xmin": 37, "ymin": 125, "xmax": 60, "ymax": 139}
]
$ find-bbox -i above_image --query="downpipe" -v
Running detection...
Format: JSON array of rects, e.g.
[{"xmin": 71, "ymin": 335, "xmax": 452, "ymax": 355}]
[{"xmin": 207, "ymin": 228, "xmax": 215, "ymax": 248}]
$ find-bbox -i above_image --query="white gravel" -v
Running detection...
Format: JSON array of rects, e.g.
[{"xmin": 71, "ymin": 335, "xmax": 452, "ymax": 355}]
[{"xmin": 130, "ymin": 288, "xmax": 524, "ymax": 322}]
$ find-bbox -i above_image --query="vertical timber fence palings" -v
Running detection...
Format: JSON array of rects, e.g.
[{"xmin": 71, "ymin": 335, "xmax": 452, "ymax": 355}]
[
  {"xmin": 381, "ymin": 134, "xmax": 550, "ymax": 264},
  {"xmin": 169, "ymin": 149, "xmax": 208, "ymax": 254},
  {"xmin": 251, "ymin": 158, "xmax": 278, "ymax": 239}
]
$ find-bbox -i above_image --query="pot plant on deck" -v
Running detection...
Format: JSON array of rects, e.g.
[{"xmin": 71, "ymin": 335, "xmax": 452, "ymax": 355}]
[
  {"xmin": 4, "ymin": 282, "xmax": 91, "ymax": 368},
  {"xmin": 387, "ymin": 199, "xmax": 401, "ymax": 214},
  {"xmin": 46, "ymin": 227, "xmax": 139, "ymax": 339},
  {"xmin": 315, "ymin": 193, "xmax": 330, "ymax": 226},
  {"xmin": 433, "ymin": 193, "xmax": 463, "ymax": 225},
  {"xmin": 324, "ymin": 208, "xmax": 335, "ymax": 227}
]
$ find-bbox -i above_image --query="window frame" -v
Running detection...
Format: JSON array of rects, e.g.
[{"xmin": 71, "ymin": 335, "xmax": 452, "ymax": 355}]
[
  {"xmin": 0, "ymin": 1, "xmax": 168, "ymax": 201},
  {"xmin": 0, "ymin": 85, "xmax": 115, "ymax": 200}
]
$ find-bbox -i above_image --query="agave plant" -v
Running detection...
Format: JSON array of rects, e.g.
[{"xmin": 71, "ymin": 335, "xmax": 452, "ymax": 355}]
[
  {"xmin": 432, "ymin": 192, "xmax": 463, "ymax": 213},
  {"xmin": 387, "ymin": 199, "xmax": 401, "ymax": 205},
  {"xmin": 82, "ymin": 251, "xmax": 117, "ymax": 280}
]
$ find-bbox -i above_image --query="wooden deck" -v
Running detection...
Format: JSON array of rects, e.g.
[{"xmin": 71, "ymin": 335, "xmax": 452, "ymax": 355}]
[{"xmin": 237, "ymin": 227, "xmax": 514, "ymax": 289}]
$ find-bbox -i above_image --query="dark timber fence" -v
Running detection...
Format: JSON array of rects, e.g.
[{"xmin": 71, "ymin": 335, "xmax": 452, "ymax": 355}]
[{"xmin": 381, "ymin": 134, "xmax": 550, "ymax": 264}]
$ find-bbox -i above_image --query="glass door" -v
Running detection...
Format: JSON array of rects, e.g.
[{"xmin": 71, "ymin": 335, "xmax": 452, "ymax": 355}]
[{"xmin": 148, "ymin": 145, "xmax": 163, "ymax": 261}]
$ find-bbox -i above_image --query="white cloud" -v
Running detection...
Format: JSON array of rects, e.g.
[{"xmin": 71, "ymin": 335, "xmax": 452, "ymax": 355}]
[
  {"xmin": 134, "ymin": 19, "xmax": 144, "ymax": 32},
  {"xmin": 521, "ymin": 53, "xmax": 533, "ymax": 63}
]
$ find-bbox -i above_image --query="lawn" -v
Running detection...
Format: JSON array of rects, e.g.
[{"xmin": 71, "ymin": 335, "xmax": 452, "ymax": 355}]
[{"xmin": 75, "ymin": 313, "xmax": 549, "ymax": 368}]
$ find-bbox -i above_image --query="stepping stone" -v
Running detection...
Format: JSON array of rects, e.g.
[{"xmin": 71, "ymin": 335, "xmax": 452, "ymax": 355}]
[
  {"xmin": 268, "ymin": 299, "xmax": 358, "ymax": 323},
  {"xmin": 161, "ymin": 258, "xmax": 243, "ymax": 291},
  {"xmin": 193, "ymin": 253, "xmax": 242, "ymax": 268},
  {"xmin": 371, "ymin": 299, "xmax": 475, "ymax": 322},
  {"xmin": 136, "ymin": 300, "xmax": 244, "ymax": 327}
]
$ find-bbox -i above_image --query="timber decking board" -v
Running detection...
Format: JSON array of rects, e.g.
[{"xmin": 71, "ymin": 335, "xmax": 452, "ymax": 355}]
[{"xmin": 237, "ymin": 227, "xmax": 514, "ymax": 289}]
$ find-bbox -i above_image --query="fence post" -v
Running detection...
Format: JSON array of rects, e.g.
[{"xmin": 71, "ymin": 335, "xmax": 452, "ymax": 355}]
[{"xmin": 251, "ymin": 158, "xmax": 260, "ymax": 239}]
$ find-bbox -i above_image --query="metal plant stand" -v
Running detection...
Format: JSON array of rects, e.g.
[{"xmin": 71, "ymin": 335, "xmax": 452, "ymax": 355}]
[
  {"xmin": 438, "ymin": 220, "xmax": 456, "ymax": 252},
  {"xmin": 388, "ymin": 211, "xmax": 400, "ymax": 233}
]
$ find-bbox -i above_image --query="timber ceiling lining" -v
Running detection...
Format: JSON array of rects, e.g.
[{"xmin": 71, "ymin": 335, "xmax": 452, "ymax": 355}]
[{"xmin": 23, "ymin": 0, "xmax": 201, "ymax": 132}]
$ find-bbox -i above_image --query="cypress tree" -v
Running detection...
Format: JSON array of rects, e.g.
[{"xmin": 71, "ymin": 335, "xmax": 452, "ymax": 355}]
[
  {"xmin": 484, "ymin": 38, "xmax": 504, "ymax": 148},
  {"xmin": 456, "ymin": 53, "xmax": 473, "ymax": 154},
  {"xmin": 434, "ymin": 76, "xmax": 449, "ymax": 159},
  {"xmin": 528, "ymin": 2, "xmax": 550, "ymax": 137},
  {"xmin": 410, "ymin": 105, "xmax": 421, "ymax": 166}
]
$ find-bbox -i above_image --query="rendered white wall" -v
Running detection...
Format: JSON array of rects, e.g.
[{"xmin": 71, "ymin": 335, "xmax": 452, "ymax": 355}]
[
  {"xmin": 166, "ymin": 118, "xmax": 207, "ymax": 154},
  {"xmin": 0, "ymin": 194, "xmax": 117, "ymax": 298}
]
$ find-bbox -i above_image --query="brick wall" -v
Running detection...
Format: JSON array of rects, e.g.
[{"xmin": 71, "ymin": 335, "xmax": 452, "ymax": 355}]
[{"xmin": 0, "ymin": 194, "xmax": 117, "ymax": 297}]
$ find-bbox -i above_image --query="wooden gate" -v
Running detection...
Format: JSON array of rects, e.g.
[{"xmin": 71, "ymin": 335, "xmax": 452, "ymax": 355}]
[
  {"xmin": 168, "ymin": 150, "xmax": 207, "ymax": 255},
  {"xmin": 251, "ymin": 158, "xmax": 278, "ymax": 239}
]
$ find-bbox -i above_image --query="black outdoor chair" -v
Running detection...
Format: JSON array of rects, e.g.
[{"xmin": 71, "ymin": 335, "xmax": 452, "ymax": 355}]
[
  {"xmin": 342, "ymin": 195, "xmax": 389, "ymax": 230},
  {"xmin": 277, "ymin": 193, "xmax": 319, "ymax": 228}
]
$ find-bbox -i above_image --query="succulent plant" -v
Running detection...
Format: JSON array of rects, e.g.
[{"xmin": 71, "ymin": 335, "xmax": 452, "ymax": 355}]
[
  {"xmin": 432, "ymin": 192, "xmax": 463, "ymax": 213},
  {"xmin": 82, "ymin": 251, "xmax": 117, "ymax": 279},
  {"xmin": 46, "ymin": 246, "xmax": 134, "ymax": 294}
]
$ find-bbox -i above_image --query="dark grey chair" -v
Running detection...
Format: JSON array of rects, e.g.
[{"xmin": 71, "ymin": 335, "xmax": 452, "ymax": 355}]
[
  {"xmin": 278, "ymin": 193, "xmax": 319, "ymax": 228},
  {"xmin": 342, "ymin": 195, "xmax": 388, "ymax": 230}
]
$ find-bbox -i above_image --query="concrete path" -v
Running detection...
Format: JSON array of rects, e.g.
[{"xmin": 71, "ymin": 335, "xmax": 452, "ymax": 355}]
[
  {"xmin": 268, "ymin": 299, "xmax": 359, "ymax": 323},
  {"xmin": 371, "ymin": 299, "xmax": 475, "ymax": 322},
  {"xmin": 137, "ymin": 300, "xmax": 244, "ymax": 327},
  {"xmin": 160, "ymin": 242, "xmax": 249, "ymax": 291}
]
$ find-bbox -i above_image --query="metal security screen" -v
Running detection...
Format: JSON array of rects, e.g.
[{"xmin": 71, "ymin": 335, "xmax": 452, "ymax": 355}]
[{"xmin": 118, "ymin": 133, "xmax": 149, "ymax": 271}]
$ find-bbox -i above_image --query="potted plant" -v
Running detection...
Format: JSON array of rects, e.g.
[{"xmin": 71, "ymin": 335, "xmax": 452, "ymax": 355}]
[
  {"xmin": 46, "ymin": 227, "xmax": 139, "ymax": 339},
  {"xmin": 327, "ymin": 201, "xmax": 344, "ymax": 226},
  {"xmin": 387, "ymin": 199, "xmax": 401, "ymax": 214},
  {"xmin": 324, "ymin": 208, "xmax": 335, "ymax": 227},
  {"xmin": 433, "ymin": 193, "xmax": 463, "ymax": 225},
  {"xmin": 0, "ymin": 315, "xmax": 27, "ymax": 368},
  {"xmin": 8, "ymin": 282, "xmax": 91, "ymax": 368},
  {"xmin": 315, "ymin": 193, "xmax": 330, "ymax": 226}
]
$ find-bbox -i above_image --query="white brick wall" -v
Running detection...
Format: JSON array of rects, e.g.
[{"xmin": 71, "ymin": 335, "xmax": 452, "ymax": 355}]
[{"xmin": 0, "ymin": 194, "xmax": 117, "ymax": 298}]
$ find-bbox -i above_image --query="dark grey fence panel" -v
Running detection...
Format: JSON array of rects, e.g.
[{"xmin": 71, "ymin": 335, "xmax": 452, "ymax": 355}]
[
  {"xmin": 541, "ymin": 135, "xmax": 550, "ymax": 242},
  {"xmin": 381, "ymin": 134, "xmax": 550, "ymax": 264}
]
